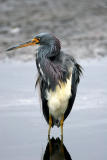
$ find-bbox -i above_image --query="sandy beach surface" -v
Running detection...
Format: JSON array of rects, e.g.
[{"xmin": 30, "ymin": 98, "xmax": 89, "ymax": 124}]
[
  {"xmin": 0, "ymin": 58, "xmax": 107, "ymax": 160},
  {"xmin": 1, "ymin": 0, "xmax": 107, "ymax": 60}
]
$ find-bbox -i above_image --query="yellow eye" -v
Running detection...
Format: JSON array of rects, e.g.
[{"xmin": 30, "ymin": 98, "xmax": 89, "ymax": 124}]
[{"xmin": 32, "ymin": 38, "xmax": 40, "ymax": 43}]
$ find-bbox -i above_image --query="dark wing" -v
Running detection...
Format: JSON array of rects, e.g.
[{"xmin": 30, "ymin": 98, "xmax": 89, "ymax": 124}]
[
  {"xmin": 64, "ymin": 63, "xmax": 82, "ymax": 120},
  {"xmin": 39, "ymin": 79, "xmax": 49, "ymax": 125},
  {"xmin": 35, "ymin": 75, "xmax": 50, "ymax": 125},
  {"xmin": 39, "ymin": 78, "xmax": 55, "ymax": 127}
]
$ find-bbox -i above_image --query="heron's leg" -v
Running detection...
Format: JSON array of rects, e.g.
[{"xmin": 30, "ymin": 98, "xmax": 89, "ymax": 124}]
[
  {"xmin": 48, "ymin": 115, "xmax": 52, "ymax": 137},
  {"xmin": 60, "ymin": 115, "xmax": 64, "ymax": 154},
  {"xmin": 60, "ymin": 115, "xmax": 64, "ymax": 140}
]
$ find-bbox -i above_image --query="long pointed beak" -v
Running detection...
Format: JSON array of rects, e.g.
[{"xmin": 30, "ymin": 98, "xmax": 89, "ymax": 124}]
[{"xmin": 6, "ymin": 38, "xmax": 40, "ymax": 51}]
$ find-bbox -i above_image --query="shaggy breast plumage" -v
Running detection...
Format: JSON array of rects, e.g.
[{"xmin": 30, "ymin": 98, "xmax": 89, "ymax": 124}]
[{"xmin": 46, "ymin": 68, "xmax": 72, "ymax": 121}]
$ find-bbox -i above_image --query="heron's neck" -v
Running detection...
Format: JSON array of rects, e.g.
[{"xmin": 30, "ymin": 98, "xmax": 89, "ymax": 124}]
[
  {"xmin": 36, "ymin": 44, "xmax": 63, "ymax": 89},
  {"xmin": 38, "ymin": 43, "xmax": 60, "ymax": 59}
]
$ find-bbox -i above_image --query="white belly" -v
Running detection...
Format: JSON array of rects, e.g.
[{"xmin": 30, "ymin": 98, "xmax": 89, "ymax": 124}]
[{"xmin": 46, "ymin": 75, "xmax": 72, "ymax": 120}]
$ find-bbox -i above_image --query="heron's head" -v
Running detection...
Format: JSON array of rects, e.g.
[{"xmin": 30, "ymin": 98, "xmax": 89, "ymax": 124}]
[{"xmin": 6, "ymin": 33, "xmax": 61, "ymax": 52}]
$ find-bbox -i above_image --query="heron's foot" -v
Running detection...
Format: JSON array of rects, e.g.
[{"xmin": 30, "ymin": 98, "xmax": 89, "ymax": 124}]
[{"xmin": 48, "ymin": 115, "xmax": 52, "ymax": 137}]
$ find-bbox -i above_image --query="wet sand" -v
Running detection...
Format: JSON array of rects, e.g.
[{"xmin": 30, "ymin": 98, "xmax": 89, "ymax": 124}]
[
  {"xmin": 1, "ymin": 0, "xmax": 107, "ymax": 60},
  {"xmin": 0, "ymin": 58, "xmax": 107, "ymax": 160}
]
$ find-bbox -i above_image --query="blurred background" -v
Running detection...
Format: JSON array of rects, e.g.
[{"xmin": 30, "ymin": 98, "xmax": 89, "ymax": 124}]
[
  {"xmin": 0, "ymin": 0, "xmax": 107, "ymax": 160},
  {"xmin": 0, "ymin": 0, "xmax": 107, "ymax": 60}
]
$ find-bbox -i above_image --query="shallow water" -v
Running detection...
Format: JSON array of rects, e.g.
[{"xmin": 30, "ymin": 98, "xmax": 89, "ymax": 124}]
[{"xmin": 0, "ymin": 58, "xmax": 107, "ymax": 160}]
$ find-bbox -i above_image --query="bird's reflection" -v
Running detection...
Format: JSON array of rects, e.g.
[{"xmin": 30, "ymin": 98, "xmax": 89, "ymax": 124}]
[{"xmin": 43, "ymin": 137, "xmax": 72, "ymax": 160}]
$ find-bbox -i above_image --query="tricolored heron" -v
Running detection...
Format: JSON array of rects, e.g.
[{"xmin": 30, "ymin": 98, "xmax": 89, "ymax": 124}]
[{"xmin": 7, "ymin": 33, "xmax": 82, "ymax": 138}]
